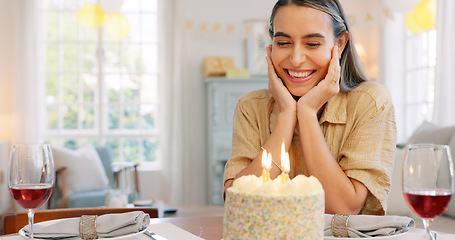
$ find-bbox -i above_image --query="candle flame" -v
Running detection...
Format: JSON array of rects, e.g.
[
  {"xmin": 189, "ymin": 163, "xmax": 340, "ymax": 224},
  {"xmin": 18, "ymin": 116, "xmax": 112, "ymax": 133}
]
[
  {"xmin": 281, "ymin": 141, "xmax": 290, "ymax": 173},
  {"xmin": 266, "ymin": 153, "xmax": 272, "ymax": 170},
  {"xmin": 261, "ymin": 149, "xmax": 267, "ymax": 168},
  {"xmin": 261, "ymin": 149, "xmax": 271, "ymax": 182},
  {"xmin": 280, "ymin": 141, "xmax": 290, "ymax": 183},
  {"xmin": 284, "ymin": 152, "xmax": 290, "ymax": 173}
]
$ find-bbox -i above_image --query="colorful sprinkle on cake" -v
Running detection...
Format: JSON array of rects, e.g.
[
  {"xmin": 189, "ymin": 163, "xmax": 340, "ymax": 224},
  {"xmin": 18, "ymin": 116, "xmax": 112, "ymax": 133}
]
[{"xmin": 223, "ymin": 175, "xmax": 324, "ymax": 240}]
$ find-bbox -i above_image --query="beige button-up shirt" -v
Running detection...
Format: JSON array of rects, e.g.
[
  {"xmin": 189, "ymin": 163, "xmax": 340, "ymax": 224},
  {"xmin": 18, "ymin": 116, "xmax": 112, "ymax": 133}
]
[{"xmin": 223, "ymin": 81, "xmax": 397, "ymax": 215}]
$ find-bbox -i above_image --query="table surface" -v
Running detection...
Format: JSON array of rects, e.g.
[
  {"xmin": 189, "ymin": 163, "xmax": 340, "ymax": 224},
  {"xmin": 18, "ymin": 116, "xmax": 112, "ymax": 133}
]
[
  {"xmin": 151, "ymin": 215, "xmax": 455, "ymax": 240},
  {"xmin": 2, "ymin": 204, "xmax": 455, "ymax": 240}
]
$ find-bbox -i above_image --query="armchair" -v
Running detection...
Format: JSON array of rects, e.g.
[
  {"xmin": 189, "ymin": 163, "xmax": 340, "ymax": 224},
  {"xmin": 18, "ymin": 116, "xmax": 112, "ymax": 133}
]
[{"xmin": 49, "ymin": 145, "xmax": 139, "ymax": 208}]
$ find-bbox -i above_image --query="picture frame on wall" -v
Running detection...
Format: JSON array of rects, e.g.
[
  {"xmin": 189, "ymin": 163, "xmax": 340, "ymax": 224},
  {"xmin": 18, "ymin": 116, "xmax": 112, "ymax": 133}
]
[{"xmin": 245, "ymin": 20, "xmax": 270, "ymax": 77}]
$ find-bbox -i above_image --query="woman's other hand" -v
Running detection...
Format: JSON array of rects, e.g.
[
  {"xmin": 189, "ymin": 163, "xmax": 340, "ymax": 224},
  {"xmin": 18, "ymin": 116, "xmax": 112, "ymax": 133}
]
[{"xmin": 297, "ymin": 46, "xmax": 341, "ymax": 115}]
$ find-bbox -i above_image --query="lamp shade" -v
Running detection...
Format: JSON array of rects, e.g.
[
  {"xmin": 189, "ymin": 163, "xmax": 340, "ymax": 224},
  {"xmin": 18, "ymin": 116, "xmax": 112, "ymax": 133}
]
[
  {"xmin": 77, "ymin": 4, "xmax": 105, "ymax": 28},
  {"xmin": 104, "ymin": 13, "xmax": 130, "ymax": 39},
  {"xmin": 414, "ymin": 0, "xmax": 436, "ymax": 30}
]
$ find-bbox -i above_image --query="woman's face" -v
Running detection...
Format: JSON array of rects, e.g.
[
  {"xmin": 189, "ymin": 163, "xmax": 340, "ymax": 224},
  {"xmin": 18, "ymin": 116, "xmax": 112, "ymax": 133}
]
[{"xmin": 271, "ymin": 5, "xmax": 337, "ymax": 97}]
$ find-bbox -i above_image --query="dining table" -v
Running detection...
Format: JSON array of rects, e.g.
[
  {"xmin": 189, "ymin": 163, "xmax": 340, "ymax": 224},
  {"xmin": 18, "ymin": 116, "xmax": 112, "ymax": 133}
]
[{"xmin": 2, "ymin": 204, "xmax": 455, "ymax": 240}]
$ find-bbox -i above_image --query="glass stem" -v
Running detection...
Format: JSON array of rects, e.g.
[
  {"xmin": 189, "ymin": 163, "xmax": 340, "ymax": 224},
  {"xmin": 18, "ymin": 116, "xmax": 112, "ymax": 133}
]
[
  {"xmin": 422, "ymin": 218, "xmax": 434, "ymax": 240},
  {"xmin": 27, "ymin": 209, "xmax": 35, "ymax": 239}
]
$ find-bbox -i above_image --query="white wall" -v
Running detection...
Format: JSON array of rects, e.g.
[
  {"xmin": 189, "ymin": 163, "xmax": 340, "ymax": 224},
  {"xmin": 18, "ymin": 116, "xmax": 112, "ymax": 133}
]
[
  {"xmin": 0, "ymin": 1, "xmax": 15, "ymax": 228},
  {"xmin": 341, "ymin": 0, "xmax": 381, "ymax": 81},
  {"xmin": 0, "ymin": 0, "xmax": 15, "ymax": 142}
]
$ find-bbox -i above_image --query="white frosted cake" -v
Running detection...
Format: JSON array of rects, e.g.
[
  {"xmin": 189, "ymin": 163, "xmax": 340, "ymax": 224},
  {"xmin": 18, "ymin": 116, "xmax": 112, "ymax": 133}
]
[{"xmin": 223, "ymin": 174, "xmax": 324, "ymax": 240}]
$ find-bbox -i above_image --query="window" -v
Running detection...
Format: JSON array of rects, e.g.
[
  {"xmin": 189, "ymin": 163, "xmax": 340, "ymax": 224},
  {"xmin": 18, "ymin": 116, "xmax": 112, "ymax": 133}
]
[
  {"xmin": 42, "ymin": 0, "xmax": 160, "ymax": 167},
  {"xmin": 403, "ymin": 29, "xmax": 436, "ymax": 137}
]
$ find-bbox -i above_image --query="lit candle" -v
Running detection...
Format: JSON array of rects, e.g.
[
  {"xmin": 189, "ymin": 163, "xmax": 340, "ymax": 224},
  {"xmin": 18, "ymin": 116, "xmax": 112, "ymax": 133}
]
[
  {"xmin": 261, "ymin": 149, "xmax": 271, "ymax": 182},
  {"xmin": 283, "ymin": 152, "xmax": 290, "ymax": 177},
  {"xmin": 280, "ymin": 141, "xmax": 290, "ymax": 183},
  {"xmin": 267, "ymin": 153, "xmax": 272, "ymax": 179}
]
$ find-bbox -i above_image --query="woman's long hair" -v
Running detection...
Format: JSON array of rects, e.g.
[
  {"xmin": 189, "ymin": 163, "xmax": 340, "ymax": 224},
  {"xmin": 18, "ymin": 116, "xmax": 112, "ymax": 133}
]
[{"xmin": 269, "ymin": 0, "xmax": 368, "ymax": 92}]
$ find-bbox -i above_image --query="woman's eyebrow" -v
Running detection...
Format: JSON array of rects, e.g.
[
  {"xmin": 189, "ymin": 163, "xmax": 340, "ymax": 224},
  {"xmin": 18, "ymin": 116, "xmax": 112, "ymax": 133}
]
[
  {"xmin": 274, "ymin": 31, "xmax": 291, "ymax": 38},
  {"xmin": 303, "ymin": 33, "xmax": 325, "ymax": 39},
  {"xmin": 273, "ymin": 31, "xmax": 325, "ymax": 39}
]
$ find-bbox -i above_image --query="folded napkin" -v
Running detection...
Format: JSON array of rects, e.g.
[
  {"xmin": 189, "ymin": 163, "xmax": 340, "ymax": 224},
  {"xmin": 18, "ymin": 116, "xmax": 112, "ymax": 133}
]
[
  {"xmin": 324, "ymin": 214, "xmax": 415, "ymax": 238},
  {"xmin": 22, "ymin": 211, "xmax": 150, "ymax": 239}
]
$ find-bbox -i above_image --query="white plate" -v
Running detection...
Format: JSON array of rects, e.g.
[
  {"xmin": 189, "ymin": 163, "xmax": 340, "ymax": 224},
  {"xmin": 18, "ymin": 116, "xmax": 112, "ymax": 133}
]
[
  {"xmin": 133, "ymin": 199, "xmax": 155, "ymax": 206},
  {"xmin": 19, "ymin": 219, "xmax": 146, "ymax": 240},
  {"xmin": 324, "ymin": 231, "xmax": 408, "ymax": 239}
]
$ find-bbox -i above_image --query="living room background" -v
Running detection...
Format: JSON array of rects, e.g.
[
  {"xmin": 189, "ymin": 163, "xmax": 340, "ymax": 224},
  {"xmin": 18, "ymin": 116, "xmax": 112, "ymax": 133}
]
[{"xmin": 0, "ymin": 0, "xmax": 454, "ymax": 206}]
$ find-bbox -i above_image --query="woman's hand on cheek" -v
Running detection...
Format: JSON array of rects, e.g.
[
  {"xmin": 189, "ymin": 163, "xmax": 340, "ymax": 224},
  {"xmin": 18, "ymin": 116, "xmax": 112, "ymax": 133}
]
[
  {"xmin": 297, "ymin": 46, "xmax": 341, "ymax": 115},
  {"xmin": 266, "ymin": 45, "xmax": 297, "ymax": 115}
]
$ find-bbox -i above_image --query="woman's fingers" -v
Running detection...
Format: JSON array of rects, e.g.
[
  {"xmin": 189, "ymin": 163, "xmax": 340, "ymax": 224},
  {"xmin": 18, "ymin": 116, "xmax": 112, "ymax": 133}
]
[
  {"xmin": 300, "ymin": 46, "xmax": 340, "ymax": 112},
  {"xmin": 266, "ymin": 45, "xmax": 282, "ymax": 90},
  {"xmin": 325, "ymin": 46, "xmax": 340, "ymax": 85},
  {"xmin": 266, "ymin": 45, "xmax": 278, "ymax": 80},
  {"xmin": 332, "ymin": 46, "xmax": 341, "ymax": 84}
]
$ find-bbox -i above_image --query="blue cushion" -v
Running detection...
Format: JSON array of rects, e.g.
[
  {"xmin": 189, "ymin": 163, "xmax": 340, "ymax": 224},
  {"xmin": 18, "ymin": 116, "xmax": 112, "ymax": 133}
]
[
  {"xmin": 94, "ymin": 146, "xmax": 113, "ymax": 177},
  {"xmin": 67, "ymin": 146, "xmax": 112, "ymax": 208},
  {"xmin": 68, "ymin": 146, "xmax": 112, "ymax": 208},
  {"xmin": 68, "ymin": 189, "xmax": 107, "ymax": 208}
]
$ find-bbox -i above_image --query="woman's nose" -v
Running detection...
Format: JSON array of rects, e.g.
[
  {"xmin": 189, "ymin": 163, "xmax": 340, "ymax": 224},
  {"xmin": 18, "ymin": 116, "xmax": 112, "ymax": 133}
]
[{"xmin": 290, "ymin": 48, "xmax": 306, "ymax": 66}]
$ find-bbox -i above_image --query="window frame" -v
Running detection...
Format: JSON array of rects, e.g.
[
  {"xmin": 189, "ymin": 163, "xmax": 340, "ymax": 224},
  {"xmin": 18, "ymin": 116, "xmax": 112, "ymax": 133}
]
[
  {"xmin": 41, "ymin": 0, "xmax": 161, "ymax": 170},
  {"xmin": 403, "ymin": 29, "xmax": 437, "ymax": 138}
]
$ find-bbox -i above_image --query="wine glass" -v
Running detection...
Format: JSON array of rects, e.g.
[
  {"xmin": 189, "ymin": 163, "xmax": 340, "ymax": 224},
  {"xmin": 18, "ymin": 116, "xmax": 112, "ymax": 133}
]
[
  {"xmin": 402, "ymin": 144, "xmax": 454, "ymax": 240},
  {"xmin": 8, "ymin": 144, "xmax": 55, "ymax": 239}
]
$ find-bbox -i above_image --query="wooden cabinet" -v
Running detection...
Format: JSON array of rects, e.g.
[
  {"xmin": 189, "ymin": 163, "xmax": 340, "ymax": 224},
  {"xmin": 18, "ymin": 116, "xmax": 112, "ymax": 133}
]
[{"xmin": 205, "ymin": 77, "xmax": 268, "ymax": 205}]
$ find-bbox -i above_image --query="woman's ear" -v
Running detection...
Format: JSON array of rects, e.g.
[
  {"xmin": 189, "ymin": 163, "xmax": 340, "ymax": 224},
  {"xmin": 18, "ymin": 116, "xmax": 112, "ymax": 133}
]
[{"xmin": 336, "ymin": 32, "xmax": 349, "ymax": 56}]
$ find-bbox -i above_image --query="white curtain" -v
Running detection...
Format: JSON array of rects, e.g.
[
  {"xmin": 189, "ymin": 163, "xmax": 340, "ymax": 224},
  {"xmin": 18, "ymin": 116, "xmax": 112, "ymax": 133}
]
[
  {"xmin": 158, "ymin": 0, "xmax": 186, "ymax": 204},
  {"xmin": 0, "ymin": 0, "xmax": 45, "ymax": 144},
  {"xmin": 0, "ymin": 0, "xmax": 45, "ymax": 215},
  {"xmin": 433, "ymin": 0, "xmax": 455, "ymax": 126},
  {"xmin": 379, "ymin": 9, "xmax": 407, "ymax": 142}
]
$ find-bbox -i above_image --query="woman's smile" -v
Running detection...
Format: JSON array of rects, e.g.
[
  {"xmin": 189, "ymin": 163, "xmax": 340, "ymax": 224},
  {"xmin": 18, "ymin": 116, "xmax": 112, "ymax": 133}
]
[{"xmin": 285, "ymin": 69, "xmax": 316, "ymax": 83}]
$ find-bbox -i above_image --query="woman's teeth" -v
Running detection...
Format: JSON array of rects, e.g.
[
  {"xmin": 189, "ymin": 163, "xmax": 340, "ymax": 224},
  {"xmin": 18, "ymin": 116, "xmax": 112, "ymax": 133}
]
[{"xmin": 288, "ymin": 70, "xmax": 312, "ymax": 78}]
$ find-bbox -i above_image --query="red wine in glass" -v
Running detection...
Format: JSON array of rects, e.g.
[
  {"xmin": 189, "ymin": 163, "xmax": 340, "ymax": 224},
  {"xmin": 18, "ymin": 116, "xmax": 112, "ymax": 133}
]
[
  {"xmin": 8, "ymin": 144, "xmax": 55, "ymax": 239},
  {"xmin": 403, "ymin": 189, "xmax": 453, "ymax": 219},
  {"xmin": 402, "ymin": 144, "xmax": 454, "ymax": 240},
  {"xmin": 10, "ymin": 184, "xmax": 54, "ymax": 210}
]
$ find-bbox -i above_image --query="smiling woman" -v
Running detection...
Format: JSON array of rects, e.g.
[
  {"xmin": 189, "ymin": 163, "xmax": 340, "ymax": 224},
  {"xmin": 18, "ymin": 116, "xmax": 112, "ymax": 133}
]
[{"xmin": 223, "ymin": 0, "xmax": 397, "ymax": 216}]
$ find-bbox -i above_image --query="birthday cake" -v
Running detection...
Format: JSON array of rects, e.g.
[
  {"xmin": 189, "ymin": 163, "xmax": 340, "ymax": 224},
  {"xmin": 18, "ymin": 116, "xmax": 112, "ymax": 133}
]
[{"xmin": 223, "ymin": 174, "xmax": 325, "ymax": 240}]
